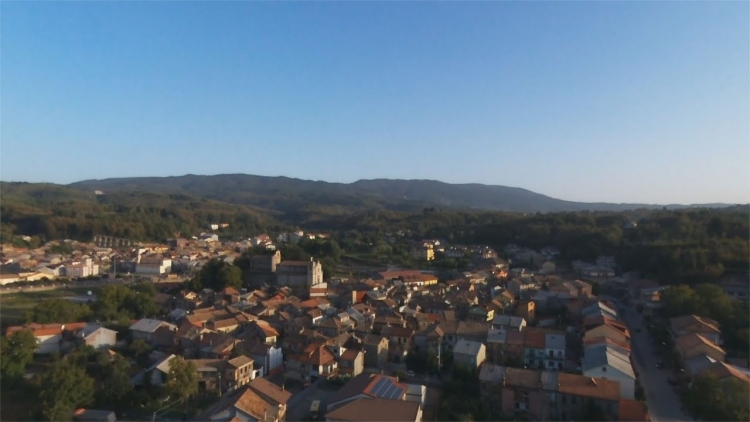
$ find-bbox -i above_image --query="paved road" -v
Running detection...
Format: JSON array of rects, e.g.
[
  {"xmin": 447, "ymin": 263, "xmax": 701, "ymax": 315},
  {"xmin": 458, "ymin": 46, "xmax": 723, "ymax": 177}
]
[
  {"xmin": 0, "ymin": 278, "xmax": 136, "ymax": 295},
  {"xmin": 619, "ymin": 306, "xmax": 692, "ymax": 422}
]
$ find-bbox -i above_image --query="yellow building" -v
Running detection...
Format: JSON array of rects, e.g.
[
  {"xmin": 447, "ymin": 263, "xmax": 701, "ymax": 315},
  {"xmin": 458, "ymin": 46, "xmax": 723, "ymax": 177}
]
[{"xmin": 411, "ymin": 245, "xmax": 435, "ymax": 261}]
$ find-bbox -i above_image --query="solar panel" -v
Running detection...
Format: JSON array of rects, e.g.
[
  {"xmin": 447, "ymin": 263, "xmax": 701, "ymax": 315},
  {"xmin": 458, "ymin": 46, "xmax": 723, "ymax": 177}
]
[
  {"xmin": 381, "ymin": 382, "xmax": 396, "ymax": 398},
  {"xmin": 371, "ymin": 378, "xmax": 389, "ymax": 397},
  {"xmin": 390, "ymin": 386, "xmax": 405, "ymax": 399}
]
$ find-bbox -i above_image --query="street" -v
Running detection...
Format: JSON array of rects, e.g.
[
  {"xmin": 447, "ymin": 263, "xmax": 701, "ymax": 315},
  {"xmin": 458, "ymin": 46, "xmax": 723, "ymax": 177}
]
[{"xmin": 619, "ymin": 305, "xmax": 692, "ymax": 422}]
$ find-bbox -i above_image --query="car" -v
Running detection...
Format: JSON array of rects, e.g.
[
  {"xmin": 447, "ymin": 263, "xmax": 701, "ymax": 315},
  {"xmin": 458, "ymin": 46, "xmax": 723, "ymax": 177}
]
[{"xmin": 656, "ymin": 362, "xmax": 665, "ymax": 369}]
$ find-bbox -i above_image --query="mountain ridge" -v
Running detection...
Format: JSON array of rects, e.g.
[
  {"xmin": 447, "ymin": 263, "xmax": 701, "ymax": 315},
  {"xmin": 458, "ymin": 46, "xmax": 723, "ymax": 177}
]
[{"xmin": 66, "ymin": 173, "xmax": 737, "ymax": 213}]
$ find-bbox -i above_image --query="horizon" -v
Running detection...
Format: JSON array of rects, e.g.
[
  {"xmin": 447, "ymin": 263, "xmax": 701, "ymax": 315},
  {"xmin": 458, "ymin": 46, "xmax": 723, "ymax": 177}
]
[
  {"xmin": 2, "ymin": 2, "xmax": 748, "ymax": 204},
  {"xmin": 1, "ymin": 171, "xmax": 745, "ymax": 207}
]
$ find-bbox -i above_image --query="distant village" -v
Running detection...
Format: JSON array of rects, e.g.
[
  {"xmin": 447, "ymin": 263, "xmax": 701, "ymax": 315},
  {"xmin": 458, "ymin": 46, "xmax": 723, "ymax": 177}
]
[{"xmin": 1, "ymin": 225, "xmax": 748, "ymax": 422}]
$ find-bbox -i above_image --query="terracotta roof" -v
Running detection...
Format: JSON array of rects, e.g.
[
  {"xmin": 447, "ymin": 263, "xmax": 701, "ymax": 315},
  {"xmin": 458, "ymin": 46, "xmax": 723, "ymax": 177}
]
[
  {"xmin": 523, "ymin": 329, "xmax": 546, "ymax": 349},
  {"xmin": 584, "ymin": 336, "xmax": 631, "ymax": 352},
  {"xmin": 339, "ymin": 348, "xmax": 362, "ymax": 362},
  {"xmin": 247, "ymin": 376, "xmax": 291, "ymax": 405},
  {"xmin": 381, "ymin": 326, "xmax": 415, "ymax": 339},
  {"xmin": 329, "ymin": 373, "xmax": 406, "ymax": 406},
  {"xmin": 701, "ymin": 361, "xmax": 749, "ymax": 382},
  {"xmin": 557, "ymin": 373, "xmax": 620, "ymax": 402},
  {"xmin": 503, "ymin": 367, "xmax": 542, "ymax": 389},
  {"xmin": 227, "ymin": 355, "xmax": 254, "ymax": 368},
  {"xmin": 233, "ymin": 388, "xmax": 275, "ymax": 420},
  {"xmin": 325, "ymin": 397, "xmax": 420, "ymax": 422},
  {"xmin": 670, "ymin": 315, "xmax": 721, "ymax": 334},
  {"xmin": 619, "ymin": 399, "xmax": 650, "ymax": 421},
  {"xmin": 294, "ymin": 343, "xmax": 336, "ymax": 366},
  {"xmin": 675, "ymin": 333, "xmax": 725, "ymax": 356}
]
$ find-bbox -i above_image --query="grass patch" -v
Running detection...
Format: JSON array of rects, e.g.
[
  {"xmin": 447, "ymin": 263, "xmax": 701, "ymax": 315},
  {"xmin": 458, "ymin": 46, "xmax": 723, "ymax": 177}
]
[{"xmin": 0, "ymin": 288, "xmax": 102, "ymax": 326}]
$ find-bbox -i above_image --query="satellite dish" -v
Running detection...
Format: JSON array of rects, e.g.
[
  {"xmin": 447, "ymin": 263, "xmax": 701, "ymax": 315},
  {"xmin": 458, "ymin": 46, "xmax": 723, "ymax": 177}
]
[{"xmin": 87, "ymin": 291, "xmax": 92, "ymax": 296}]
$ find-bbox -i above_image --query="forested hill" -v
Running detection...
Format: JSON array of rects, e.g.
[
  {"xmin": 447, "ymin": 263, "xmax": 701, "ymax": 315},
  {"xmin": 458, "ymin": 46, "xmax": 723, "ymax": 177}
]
[
  {"xmin": 69, "ymin": 174, "xmax": 736, "ymax": 213},
  {"xmin": 0, "ymin": 182, "xmax": 282, "ymax": 243}
]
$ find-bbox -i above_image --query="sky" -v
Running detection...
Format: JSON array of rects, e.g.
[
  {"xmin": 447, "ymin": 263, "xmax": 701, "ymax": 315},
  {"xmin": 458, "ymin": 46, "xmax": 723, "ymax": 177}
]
[{"xmin": 1, "ymin": 2, "xmax": 748, "ymax": 205}]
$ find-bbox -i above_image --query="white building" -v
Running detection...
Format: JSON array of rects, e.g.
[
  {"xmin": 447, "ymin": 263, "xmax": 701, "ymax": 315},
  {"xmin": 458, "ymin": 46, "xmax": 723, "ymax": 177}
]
[
  {"xmin": 582, "ymin": 344, "xmax": 635, "ymax": 400},
  {"xmin": 64, "ymin": 258, "xmax": 99, "ymax": 278},
  {"xmin": 136, "ymin": 257, "xmax": 172, "ymax": 275}
]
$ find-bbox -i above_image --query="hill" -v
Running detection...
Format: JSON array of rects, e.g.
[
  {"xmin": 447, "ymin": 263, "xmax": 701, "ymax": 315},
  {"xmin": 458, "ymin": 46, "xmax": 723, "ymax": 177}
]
[
  {"xmin": 69, "ymin": 173, "xmax": 736, "ymax": 213},
  {"xmin": 0, "ymin": 182, "xmax": 282, "ymax": 243}
]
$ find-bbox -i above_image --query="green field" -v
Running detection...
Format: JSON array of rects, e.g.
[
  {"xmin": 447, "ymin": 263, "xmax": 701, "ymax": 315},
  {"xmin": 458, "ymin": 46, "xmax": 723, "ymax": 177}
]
[{"xmin": 0, "ymin": 287, "xmax": 101, "ymax": 326}]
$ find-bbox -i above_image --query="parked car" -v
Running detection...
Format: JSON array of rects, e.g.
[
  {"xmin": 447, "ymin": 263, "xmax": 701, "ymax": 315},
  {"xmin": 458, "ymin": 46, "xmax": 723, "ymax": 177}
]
[{"xmin": 656, "ymin": 361, "xmax": 665, "ymax": 369}]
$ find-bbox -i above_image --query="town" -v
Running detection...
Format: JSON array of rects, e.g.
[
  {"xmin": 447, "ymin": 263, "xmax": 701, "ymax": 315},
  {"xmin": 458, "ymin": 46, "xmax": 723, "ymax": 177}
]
[{"xmin": 1, "ymin": 227, "xmax": 748, "ymax": 422}]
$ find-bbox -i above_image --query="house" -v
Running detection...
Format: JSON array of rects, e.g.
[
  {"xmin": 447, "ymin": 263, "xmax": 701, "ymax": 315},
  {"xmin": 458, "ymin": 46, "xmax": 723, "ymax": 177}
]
[
  {"xmin": 197, "ymin": 376, "xmax": 292, "ymax": 422},
  {"xmin": 618, "ymin": 399, "xmax": 650, "ymax": 421},
  {"xmin": 486, "ymin": 329, "xmax": 525, "ymax": 365},
  {"xmin": 327, "ymin": 373, "xmax": 408, "ymax": 410},
  {"xmin": 243, "ymin": 341, "xmax": 284, "ymax": 377},
  {"xmin": 287, "ymin": 343, "xmax": 338, "ymax": 384},
  {"xmin": 669, "ymin": 315, "xmax": 722, "ymax": 346},
  {"xmin": 337, "ymin": 348, "xmax": 365, "ymax": 377},
  {"xmin": 544, "ymin": 332, "xmax": 566, "ymax": 371},
  {"xmin": 410, "ymin": 244, "xmax": 435, "ymax": 262},
  {"xmin": 6, "ymin": 323, "xmax": 70, "ymax": 354},
  {"xmin": 721, "ymin": 277, "xmax": 750, "ymax": 301},
  {"xmin": 491, "ymin": 315, "xmax": 526, "ymax": 332},
  {"xmin": 581, "ymin": 302, "xmax": 618, "ymax": 320},
  {"xmin": 129, "ymin": 318, "xmax": 177, "ymax": 344},
  {"xmin": 583, "ymin": 317, "xmax": 630, "ymax": 347},
  {"xmin": 674, "ymin": 333, "xmax": 726, "ymax": 363},
  {"xmin": 638, "ymin": 287, "xmax": 666, "ymax": 315},
  {"xmin": 362, "ymin": 334, "xmax": 389, "ymax": 368},
  {"xmin": 700, "ymin": 361, "xmax": 750, "ymax": 384},
  {"xmin": 225, "ymin": 355, "xmax": 256, "ymax": 391},
  {"xmin": 523, "ymin": 329, "xmax": 547, "ymax": 369},
  {"xmin": 453, "ymin": 340, "xmax": 486, "ymax": 369},
  {"xmin": 132, "ymin": 354, "xmax": 177, "ymax": 386},
  {"xmin": 73, "ymin": 325, "xmax": 118, "ymax": 350},
  {"xmin": 557, "ymin": 372, "xmax": 621, "ymax": 421},
  {"xmin": 582, "ymin": 344, "xmax": 636, "ymax": 400},
  {"xmin": 72, "ymin": 408, "xmax": 117, "ymax": 422},
  {"xmin": 326, "ymin": 398, "xmax": 422, "ymax": 422},
  {"xmin": 515, "ymin": 300, "xmax": 535, "ymax": 322},
  {"xmin": 478, "ymin": 365, "xmax": 553, "ymax": 420}
]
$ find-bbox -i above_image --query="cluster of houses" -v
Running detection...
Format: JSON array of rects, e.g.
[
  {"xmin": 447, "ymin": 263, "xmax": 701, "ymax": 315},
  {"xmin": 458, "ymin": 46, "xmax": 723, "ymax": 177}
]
[
  {"xmin": 669, "ymin": 314, "xmax": 750, "ymax": 385},
  {"xmin": 0, "ymin": 243, "xmax": 102, "ymax": 285},
  {"xmin": 6, "ymin": 234, "xmax": 747, "ymax": 422}
]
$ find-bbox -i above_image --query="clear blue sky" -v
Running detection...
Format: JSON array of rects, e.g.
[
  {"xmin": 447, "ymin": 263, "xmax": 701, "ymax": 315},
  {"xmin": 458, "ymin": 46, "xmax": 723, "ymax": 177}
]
[{"xmin": 2, "ymin": 1, "xmax": 748, "ymax": 204}]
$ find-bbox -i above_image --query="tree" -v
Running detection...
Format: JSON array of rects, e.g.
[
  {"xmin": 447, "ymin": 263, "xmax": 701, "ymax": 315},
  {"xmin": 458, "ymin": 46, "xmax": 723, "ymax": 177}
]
[
  {"xmin": 26, "ymin": 298, "xmax": 93, "ymax": 324},
  {"xmin": 684, "ymin": 374, "xmax": 749, "ymax": 421},
  {"xmin": 35, "ymin": 359, "xmax": 95, "ymax": 421},
  {"xmin": 187, "ymin": 259, "xmax": 242, "ymax": 291},
  {"xmin": 0, "ymin": 329, "xmax": 37, "ymax": 381},
  {"xmin": 98, "ymin": 356, "xmax": 134, "ymax": 409},
  {"xmin": 164, "ymin": 357, "xmax": 198, "ymax": 403}
]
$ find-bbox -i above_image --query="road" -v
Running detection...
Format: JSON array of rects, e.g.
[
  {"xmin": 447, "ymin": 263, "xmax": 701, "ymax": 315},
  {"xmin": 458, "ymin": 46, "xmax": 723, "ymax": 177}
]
[
  {"xmin": 0, "ymin": 278, "xmax": 136, "ymax": 295},
  {"xmin": 619, "ymin": 304, "xmax": 692, "ymax": 422}
]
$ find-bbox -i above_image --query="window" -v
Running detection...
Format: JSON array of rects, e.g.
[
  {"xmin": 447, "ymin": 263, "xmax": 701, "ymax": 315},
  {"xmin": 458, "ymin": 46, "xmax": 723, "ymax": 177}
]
[
  {"xmin": 602, "ymin": 367, "xmax": 607, "ymax": 373},
  {"xmin": 571, "ymin": 396, "xmax": 577, "ymax": 405},
  {"xmin": 561, "ymin": 394, "xmax": 567, "ymax": 404},
  {"xmin": 558, "ymin": 351, "xmax": 563, "ymax": 357},
  {"xmin": 549, "ymin": 351, "xmax": 554, "ymax": 358}
]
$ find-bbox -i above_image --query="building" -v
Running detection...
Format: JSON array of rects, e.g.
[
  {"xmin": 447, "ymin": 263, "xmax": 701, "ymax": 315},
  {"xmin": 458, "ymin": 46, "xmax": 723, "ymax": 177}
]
[
  {"xmin": 453, "ymin": 340, "xmax": 486, "ymax": 369},
  {"xmin": 246, "ymin": 342, "xmax": 284, "ymax": 377},
  {"xmin": 515, "ymin": 301, "xmax": 536, "ymax": 322},
  {"xmin": 362, "ymin": 334, "xmax": 389, "ymax": 369},
  {"xmin": 326, "ymin": 398, "xmax": 422, "ymax": 422},
  {"xmin": 544, "ymin": 332, "xmax": 566, "ymax": 371},
  {"xmin": 669, "ymin": 315, "xmax": 722, "ymax": 346},
  {"xmin": 582, "ymin": 344, "xmax": 636, "ymax": 400},
  {"xmin": 198, "ymin": 377, "xmax": 292, "ymax": 422},
  {"xmin": 327, "ymin": 373, "xmax": 409, "ymax": 411},
  {"xmin": 674, "ymin": 333, "xmax": 726, "ymax": 363},
  {"xmin": 135, "ymin": 257, "xmax": 172, "ymax": 275},
  {"xmin": 286, "ymin": 343, "xmax": 338, "ymax": 384},
  {"xmin": 491, "ymin": 315, "xmax": 526, "ymax": 332},
  {"xmin": 275, "ymin": 259, "xmax": 324, "ymax": 289},
  {"xmin": 129, "ymin": 318, "xmax": 177, "ymax": 344},
  {"xmin": 74, "ymin": 325, "xmax": 118, "ymax": 350},
  {"xmin": 65, "ymin": 258, "xmax": 99, "ymax": 278},
  {"xmin": 410, "ymin": 243, "xmax": 435, "ymax": 262},
  {"xmin": 246, "ymin": 250, "xmax": 282, "ymax": 286}
]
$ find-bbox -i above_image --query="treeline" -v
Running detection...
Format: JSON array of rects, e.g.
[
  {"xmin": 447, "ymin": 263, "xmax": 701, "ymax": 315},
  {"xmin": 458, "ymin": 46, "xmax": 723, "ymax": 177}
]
[
  {"xmin": 304, "ymin": 207, "xmax": 749, "ymax": 285},
  {"xmin": 1, "ymin": 182, "xmax": 281, "ymax": 242}
]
